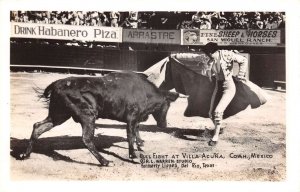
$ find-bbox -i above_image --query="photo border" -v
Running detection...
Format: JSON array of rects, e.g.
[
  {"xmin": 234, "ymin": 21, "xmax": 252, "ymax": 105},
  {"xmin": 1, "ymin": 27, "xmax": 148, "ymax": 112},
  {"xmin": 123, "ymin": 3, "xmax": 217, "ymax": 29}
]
[{"xmin": 1, "ymin": 0, "xmax": 300, "ymax": 191}]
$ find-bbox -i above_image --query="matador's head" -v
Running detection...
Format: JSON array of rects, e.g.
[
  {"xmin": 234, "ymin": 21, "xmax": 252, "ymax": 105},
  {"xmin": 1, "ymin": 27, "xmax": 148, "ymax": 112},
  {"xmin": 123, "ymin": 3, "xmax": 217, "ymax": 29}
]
[{"xmin": 202, "ymin": 42, "xmax": 219, "ymax": 55}]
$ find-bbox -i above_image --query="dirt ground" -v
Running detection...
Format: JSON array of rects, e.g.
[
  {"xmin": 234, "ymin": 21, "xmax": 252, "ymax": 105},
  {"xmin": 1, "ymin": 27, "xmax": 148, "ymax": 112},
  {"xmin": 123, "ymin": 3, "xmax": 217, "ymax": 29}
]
[{"xmin": 10, "ymin": 72, "xmax": 286, "ymax": 181}]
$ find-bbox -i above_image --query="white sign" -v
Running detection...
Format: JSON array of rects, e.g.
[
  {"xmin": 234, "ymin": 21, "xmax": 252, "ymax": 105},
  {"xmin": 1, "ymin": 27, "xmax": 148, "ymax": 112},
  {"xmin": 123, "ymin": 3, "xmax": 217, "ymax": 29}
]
[
  {"xmin": 11, "ymin": 22, "xmax": 122, "ymax": 42},
  {"xmin": 199, "ymin": 29, "xmax": 281, "ymax": 46}
]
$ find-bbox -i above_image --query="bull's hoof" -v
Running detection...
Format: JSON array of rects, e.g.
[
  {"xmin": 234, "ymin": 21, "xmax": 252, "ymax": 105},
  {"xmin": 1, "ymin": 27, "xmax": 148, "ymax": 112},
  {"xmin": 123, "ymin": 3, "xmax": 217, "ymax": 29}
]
[
  {"xmin": 129, "ymin": 153, "xmax": 138, "ymax": 159},
  {"xmin": 136, "ymin": 138, "xmax": 145, "ymax": 146},
  {"xmin": 101, "ymin": 161, "xmax": 115, "ymax": 167},
  {"xmin": 137, "ymin": 146, "xmax": 144, "ymax": 152},
  {"xmin": 208, "ymin": 140, "xmax": 218, "ymax": 146},
  {"xmin": 100, "ymin": 159, "xmax": 110, "ymax": 167},
  {"xmin": 220, "ymin": 127, "xmax": 225, "ymax": 134},
  {"xmin": 137, "ymin": 141, "xmax": 144, "ymax": 147},
  {"xmin": 18, "ymin": 153, "xmax": 30, "ymax": 160}
]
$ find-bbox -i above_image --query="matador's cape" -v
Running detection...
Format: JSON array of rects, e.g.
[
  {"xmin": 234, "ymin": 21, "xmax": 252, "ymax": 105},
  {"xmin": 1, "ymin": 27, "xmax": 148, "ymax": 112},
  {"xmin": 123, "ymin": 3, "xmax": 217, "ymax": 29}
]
[{"xmin": 144, "ymin": 56, "xmax": 267, "ymax": 119}]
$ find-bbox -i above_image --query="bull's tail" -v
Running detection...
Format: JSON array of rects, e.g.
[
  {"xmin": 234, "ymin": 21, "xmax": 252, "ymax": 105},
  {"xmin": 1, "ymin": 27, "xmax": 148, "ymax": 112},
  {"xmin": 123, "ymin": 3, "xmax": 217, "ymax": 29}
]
[
  {"xmin": 43, "ymin": 81, "xmax": 56, "ymax": 98},
  {"xmin": 32, "ymin": 86, "xmax": 44, "ymax": 99},
  {"xmin": 32, "ymin": 81, "xmax": 56, "ymax": 107}
]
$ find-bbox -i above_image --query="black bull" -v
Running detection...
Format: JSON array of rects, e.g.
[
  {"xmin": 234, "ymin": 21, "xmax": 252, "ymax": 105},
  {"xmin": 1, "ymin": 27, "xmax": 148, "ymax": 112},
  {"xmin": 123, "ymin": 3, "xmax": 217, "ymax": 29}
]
[{"xmin": 21, "ymin": 72, "xmax": 179, "ymax": 166}]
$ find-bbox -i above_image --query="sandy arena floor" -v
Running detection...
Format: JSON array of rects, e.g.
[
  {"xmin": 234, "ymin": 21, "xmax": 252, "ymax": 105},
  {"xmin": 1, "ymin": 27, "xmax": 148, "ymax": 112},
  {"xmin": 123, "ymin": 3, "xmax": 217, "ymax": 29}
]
[{"xmin": 10, "ymin": 72, "xmax": 286, "ymax": 181}]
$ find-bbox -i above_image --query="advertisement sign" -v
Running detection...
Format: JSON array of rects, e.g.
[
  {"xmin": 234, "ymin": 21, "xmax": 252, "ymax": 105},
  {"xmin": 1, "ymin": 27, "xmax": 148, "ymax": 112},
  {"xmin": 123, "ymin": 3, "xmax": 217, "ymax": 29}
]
[
  {"xmin": 200, "ymin": 29, "xmax": 281, "ymax": 46},
  {"xmin": 123, "ymin": 29, "xmax": 180, "ymax": 44},
  {"xmin": 11, "ymin": 22, "xmax": 123, "ymax": 42},
  {"xmin": 182, "ymin": 29, "xmax": 281, "ymax": 46}
]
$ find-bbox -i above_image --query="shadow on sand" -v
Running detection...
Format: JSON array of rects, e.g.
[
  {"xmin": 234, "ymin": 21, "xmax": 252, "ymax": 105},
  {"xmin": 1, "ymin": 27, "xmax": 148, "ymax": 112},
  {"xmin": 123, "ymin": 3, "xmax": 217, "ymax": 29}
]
[
  {"xmin": 10, "ymin": 124, "xmax": 213, "ymax": 166},
  {"xmin": 94, "ymin": 123, "xmax": 212, "ymax": 141}
]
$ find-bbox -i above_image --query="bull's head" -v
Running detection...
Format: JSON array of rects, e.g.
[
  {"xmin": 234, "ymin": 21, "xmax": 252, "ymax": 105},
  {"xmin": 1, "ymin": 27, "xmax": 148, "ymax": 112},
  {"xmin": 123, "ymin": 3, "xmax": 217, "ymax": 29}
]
[{"xmin": 152, "ymin": 91, "xmax": 179, "ymax": 128}]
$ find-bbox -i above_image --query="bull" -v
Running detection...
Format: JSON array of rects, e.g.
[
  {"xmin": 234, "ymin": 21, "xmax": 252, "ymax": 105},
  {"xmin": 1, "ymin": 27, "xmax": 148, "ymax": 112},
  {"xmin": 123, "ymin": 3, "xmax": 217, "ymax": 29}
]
[{"xmin": 20, "ymin": 72, "xmax": 179, "ymax": 166}]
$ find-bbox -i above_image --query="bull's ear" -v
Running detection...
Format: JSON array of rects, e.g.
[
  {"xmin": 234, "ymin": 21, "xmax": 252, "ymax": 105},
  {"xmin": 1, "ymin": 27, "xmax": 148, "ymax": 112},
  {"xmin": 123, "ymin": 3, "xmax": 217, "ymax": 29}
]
[{"xmin": 165, "ymin": 91, "xmax": 179, "ymax": 102}]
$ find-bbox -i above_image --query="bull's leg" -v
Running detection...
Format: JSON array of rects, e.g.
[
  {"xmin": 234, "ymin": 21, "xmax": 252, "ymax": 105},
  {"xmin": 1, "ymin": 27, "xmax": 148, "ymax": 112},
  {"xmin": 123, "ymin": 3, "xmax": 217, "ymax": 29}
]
[
  {"xmin": 135, "ymin": 124, "xmax": 144, "ymax": 151},
  {"xmin": 126, "ymin": 107, "xmax": 139, "ymax": 159},
  {"xmin": 64, "ymin": 93, "xmax": 108, "ymax": 165},
  {"xmin": 20, "ymin": 117, "xmax": 54, "ymax": 159},
  {"xmin": 126, "ymin": 121, "xmax": 138, "ymax": 159},
  {"xmin": 81, "ymin": 119, "xmax": 109, "ymax": 166}
]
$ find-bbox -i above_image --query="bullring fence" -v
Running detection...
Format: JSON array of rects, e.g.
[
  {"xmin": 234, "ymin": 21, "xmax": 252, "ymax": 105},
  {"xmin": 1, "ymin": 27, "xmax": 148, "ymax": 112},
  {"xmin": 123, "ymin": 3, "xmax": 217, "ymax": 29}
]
[{"xmin": 10, "ymin": 22, "xmax": 285, "ymax": 88}]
